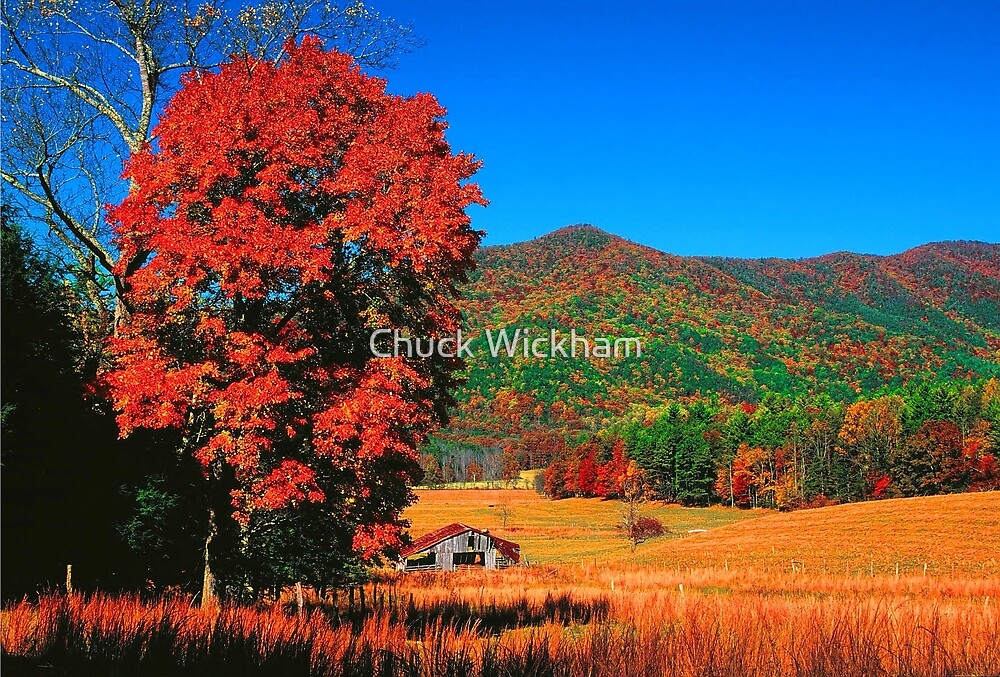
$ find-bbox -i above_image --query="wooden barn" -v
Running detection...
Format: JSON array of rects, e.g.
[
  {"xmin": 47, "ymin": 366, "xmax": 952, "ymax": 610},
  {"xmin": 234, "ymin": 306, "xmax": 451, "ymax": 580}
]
[{"xmin": 398, "ymin": 523, "xmax": 521, "ymax": 572}]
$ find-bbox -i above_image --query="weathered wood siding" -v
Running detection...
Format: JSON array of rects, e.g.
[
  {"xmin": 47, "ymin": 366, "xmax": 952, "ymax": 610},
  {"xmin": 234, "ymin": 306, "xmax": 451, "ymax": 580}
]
[{"xmin": 402, "ymin": 529, "xmax": 504, "ymax": 571}]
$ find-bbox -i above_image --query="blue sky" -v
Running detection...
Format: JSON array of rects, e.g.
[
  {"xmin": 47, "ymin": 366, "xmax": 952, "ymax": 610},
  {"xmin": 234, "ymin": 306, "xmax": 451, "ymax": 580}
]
[{"xmin": 377, "ymin": 0, "xmax": 999, "ymax": 258}]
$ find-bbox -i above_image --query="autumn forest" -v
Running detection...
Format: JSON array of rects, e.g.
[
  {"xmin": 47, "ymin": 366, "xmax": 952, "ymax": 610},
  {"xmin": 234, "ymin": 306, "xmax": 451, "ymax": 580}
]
[
  {"xmin": 2, "ymin": 0, "xmax": 999, "ymax": 675},
  {"xmin": 422, "ymin": 226, "xmax": 1000, "ymax": 509}
]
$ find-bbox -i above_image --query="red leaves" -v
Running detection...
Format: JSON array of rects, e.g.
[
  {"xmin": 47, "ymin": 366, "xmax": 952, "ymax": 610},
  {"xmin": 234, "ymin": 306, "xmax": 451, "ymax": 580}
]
[
  {"xmin": 870, "ymin": 473, "xmax": 892, "ymax": 499},
  {"xmin": 110, "ymin": 37, "xmax": 484, "ymax": 307},
  {"xmin": 596, "ymin": 441, "xmax": 629, "ymax": 498},
  {"xmin": 104, "ymin": 333, "xmax": 216, "ymax": 436},
  {"xmin": 576, "ymin": 450, "xmax": 599, "ymax": 496},
  {"xmin": 628, "ymin": 516, "xmax": 667, "ymax": 544},
  {"xmin": 312, "ymin": 357, "xmax": 430, "ymax": 464},
  {"xmin": 353, "ymin": 522, "xmax": 405, "ymax": 560},
  {"xmin": 103, "ymin": 37, "xmax": 482, "ymax": 562},
  {"xmin": 246, "ymin": 460, "xmax": 325, "ymax": 512}
]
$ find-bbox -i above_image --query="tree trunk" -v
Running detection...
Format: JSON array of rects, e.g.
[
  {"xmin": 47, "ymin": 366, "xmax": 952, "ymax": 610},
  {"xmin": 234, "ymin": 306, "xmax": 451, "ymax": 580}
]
[{"xmin": 202, "ymin": 506, "xmax": 218, "ymax": 607}]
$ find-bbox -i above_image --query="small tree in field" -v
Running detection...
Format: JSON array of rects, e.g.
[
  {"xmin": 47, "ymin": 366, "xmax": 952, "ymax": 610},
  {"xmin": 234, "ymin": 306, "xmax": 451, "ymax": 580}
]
[
  {"xmin": 627, "ymin": 516, "xmax": 667, "ymax": 550},
  {"xmin": 618, "ymin": 461, "xmax": 655, "ymax": 551},
  {"xmin": 103, "ymin": 39, "xmax": 485, "ymax": 602},
  {"xmin": 497, "ymin": 501, "xmax": 512, "ymax": 529},
  {"xmin": 618, "ymin": 462, "xmax": 647, "ymax": 532}
]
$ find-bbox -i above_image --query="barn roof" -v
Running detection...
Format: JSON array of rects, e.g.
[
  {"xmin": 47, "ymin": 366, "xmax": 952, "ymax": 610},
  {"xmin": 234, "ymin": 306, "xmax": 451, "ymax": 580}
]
[{"xmin": 400, "ymin": 523, "xmax": 520, "ymax": 563}]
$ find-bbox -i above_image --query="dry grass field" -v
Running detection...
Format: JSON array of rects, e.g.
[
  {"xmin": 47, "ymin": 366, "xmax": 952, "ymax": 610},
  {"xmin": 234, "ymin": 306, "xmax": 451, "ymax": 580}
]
[
  {"xmin": 642, "ymin": 491, "xmax": 1000, "ymax": 577},
  {"xmin": 403, "ymin": 488, "xmax": 765, "ymax": 563},
  {"xmin": 4, "ymin": 490, "xmax": 999, "ymax": 675},
  {"xmin": 405, "ymin": 488, "xmax": 1000, "ymax": 576}
]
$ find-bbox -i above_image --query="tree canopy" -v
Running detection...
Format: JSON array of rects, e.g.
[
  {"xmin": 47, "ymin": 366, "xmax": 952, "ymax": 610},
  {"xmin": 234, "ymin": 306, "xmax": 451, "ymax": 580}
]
[
  {"xmin": 2, "ymin": 0, "xmax": 419, "ymax": 346},
  {"xmin": 102, "ymin": 38, "xmax": 485, "ymax": 599}
]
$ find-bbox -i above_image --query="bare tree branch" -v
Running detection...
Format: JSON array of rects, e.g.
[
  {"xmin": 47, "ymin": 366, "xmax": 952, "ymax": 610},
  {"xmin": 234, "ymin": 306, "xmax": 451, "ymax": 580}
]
[
  {"xmin": 2, "ymin": 0, "xmax": 420, "ymax": 338},
  {"xmin": 2, "ymin": 26, "xmax": 142, "ymax": 149}
]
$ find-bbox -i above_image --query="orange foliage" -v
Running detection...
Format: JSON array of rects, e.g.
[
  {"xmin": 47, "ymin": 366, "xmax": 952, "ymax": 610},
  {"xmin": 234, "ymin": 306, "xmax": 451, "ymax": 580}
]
[{"xmin": 102, "ymin": 38, "xmax": 484, "ymax": 559}]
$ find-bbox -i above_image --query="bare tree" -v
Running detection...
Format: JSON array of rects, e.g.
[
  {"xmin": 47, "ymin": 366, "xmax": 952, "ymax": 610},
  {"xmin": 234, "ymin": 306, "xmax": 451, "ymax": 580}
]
[
  {"xmin": 490, "ymin": 491, "xmax": 513, "ymax": 529},
  {"xmin": 1, "ymin": 0, "xmax": 419, "ymax": 354},
  {"xmin": 496, "ymin": 499, "xmax": 511, "ymax": 528}
]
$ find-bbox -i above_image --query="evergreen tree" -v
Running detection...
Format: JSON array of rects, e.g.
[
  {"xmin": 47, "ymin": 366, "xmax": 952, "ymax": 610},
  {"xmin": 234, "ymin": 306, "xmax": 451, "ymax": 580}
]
[{"xmin": 1, "ymin": 218, "xmax": 122, "ymax": 596}]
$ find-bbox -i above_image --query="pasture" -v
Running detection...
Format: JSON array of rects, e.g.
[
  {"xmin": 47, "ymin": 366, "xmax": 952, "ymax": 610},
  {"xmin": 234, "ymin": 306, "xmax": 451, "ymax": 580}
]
[
  {"xmin": 405, "ymin": 487, "xmax": 1000, "ymax": 576},
  {"xmin": 3, "ymin": 490, "xmax": 999, "ymax": 676}
]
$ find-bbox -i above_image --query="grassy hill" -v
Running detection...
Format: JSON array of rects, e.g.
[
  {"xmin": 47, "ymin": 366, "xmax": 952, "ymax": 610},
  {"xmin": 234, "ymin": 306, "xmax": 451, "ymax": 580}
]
[
  {"xmin": 640, "ymin": 490, "xmax": 1000, "ymax": 576},
  {"xmin": 404, "ymin": 489, "xmax": 1000, "ymax": 576},
  {"xmin": 445, "ymin": 225, "xmax": 1000, "ymax": 443}
]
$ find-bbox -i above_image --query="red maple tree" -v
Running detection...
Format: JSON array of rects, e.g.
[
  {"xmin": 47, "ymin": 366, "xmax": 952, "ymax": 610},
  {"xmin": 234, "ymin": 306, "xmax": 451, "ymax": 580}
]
[
  {"xmin": 575, "ymin": 447, "xmax": 599, "ymax": 497},
  {"xmin": 596, "ymin": 440, "xmax": 630, "ymax": 498},
  {"xmin": 103, "ymin": 38, "xmax": 485, "ymax": 600}
]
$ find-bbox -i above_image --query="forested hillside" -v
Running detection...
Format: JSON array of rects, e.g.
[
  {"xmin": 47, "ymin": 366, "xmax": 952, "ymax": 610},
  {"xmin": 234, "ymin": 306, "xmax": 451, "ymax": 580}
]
[{"xmin": 443, "ymin": 225, "xmax": 1000, "ymax": 448}]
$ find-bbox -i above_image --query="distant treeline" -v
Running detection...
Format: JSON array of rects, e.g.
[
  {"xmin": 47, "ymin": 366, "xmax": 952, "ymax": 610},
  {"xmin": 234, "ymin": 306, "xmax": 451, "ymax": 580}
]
[
  {"xmin": 418, "ymin": 438, "xmax": 523, "ymax": 488},
  {"xmin": 541, "ymin": 380, "xmax": 1000, "ymax": 508}
]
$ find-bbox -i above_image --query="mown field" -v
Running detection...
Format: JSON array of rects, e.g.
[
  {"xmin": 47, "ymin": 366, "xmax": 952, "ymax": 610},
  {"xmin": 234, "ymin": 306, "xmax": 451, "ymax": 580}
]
[
  {"xmin": 405, "ymin": 487, "xmax": 1000, "ymax": 576},
  {"xmin": 4, "ymin": 491, "xmax": 999, "ymax": 676},
  {"xmin": 404, "ymin": 487, "xmax": 765, "ymax": 563}
]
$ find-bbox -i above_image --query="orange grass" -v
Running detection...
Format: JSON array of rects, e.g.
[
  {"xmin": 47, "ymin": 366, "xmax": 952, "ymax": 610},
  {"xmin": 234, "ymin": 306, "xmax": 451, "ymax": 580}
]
[
  {"xmin": 403, "ymin": 488, "xmax": 765, "ymax": 563},
  {"xmin": 4, "ymin": 492, "xmax": 998, "ymax": 675},
  {"xmin": 640, "ymin": 491, "xmax": 1000, "ymax": 576},
  {"xmin": 405, "ymin": 489, "xmax": 1000, "ymax": 576},
  {"xmin": 3, "ymin": 573, "xmax": 998, "ymax": 676}
]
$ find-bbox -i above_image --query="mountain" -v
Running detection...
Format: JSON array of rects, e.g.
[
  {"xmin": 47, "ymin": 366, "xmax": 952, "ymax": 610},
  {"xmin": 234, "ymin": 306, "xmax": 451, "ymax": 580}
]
[{"xmin": 443, "ymin": 225, "xmax": 1000, "ymax": 444}]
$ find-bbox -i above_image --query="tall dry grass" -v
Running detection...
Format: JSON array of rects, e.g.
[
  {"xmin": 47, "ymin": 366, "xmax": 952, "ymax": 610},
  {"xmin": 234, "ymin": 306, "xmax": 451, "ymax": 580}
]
[
  {"xmin": 7, "ymin": 490, "xmax": 999, "ymax": 674},
  {"xmin": 4, "ymin": 567, "xmax": 999, "ymax": 676}
]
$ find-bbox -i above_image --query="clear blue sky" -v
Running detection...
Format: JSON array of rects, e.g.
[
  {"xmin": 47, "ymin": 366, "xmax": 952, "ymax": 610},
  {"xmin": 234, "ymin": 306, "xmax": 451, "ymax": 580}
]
[{"xmin": 377, "ymin": 0, "xmax": 999, "ymax": 258}]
